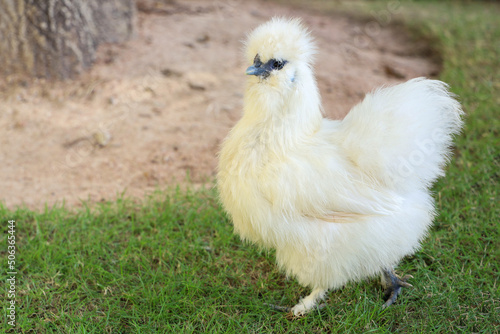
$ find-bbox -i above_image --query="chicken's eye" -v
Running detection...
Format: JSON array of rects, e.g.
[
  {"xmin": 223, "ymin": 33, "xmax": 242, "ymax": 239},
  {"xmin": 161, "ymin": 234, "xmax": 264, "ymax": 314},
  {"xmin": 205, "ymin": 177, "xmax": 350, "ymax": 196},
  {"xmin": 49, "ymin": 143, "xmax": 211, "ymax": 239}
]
[{"xmin": 271, "ymin": 59, "xmax": 285, "ymax": 70}]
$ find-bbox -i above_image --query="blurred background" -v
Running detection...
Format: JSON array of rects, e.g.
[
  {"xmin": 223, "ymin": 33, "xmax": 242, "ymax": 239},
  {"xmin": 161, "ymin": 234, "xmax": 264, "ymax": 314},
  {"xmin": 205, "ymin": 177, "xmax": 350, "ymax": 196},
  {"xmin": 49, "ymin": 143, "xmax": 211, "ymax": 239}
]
[{"xmin": 0, "ymin": 0, "xmax": 451, "ymax": 209}]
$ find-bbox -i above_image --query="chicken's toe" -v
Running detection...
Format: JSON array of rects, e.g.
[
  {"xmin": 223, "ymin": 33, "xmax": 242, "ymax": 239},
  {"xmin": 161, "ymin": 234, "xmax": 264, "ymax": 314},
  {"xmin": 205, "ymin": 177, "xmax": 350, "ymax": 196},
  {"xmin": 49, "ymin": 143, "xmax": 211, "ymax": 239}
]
[{"xmin": 265, "ymin": 303, "xmax": 291, "ymax": 313}]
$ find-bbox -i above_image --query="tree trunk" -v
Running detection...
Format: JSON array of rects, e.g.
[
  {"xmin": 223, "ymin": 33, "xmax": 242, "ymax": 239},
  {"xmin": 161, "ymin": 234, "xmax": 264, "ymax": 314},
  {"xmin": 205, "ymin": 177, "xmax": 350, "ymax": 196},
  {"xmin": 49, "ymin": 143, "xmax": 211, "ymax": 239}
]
[{"xmin": 0, "ymin": 0, "xmax": 135, "ymax": 79}]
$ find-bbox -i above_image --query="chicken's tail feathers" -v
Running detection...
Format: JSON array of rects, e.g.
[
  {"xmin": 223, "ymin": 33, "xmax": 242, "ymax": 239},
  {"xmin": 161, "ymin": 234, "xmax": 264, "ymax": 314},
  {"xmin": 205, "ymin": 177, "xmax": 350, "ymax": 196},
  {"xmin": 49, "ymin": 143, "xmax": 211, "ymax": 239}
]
[{"xmin": 338, "ymin": 77, "xmax": 464, "ymax": 191}]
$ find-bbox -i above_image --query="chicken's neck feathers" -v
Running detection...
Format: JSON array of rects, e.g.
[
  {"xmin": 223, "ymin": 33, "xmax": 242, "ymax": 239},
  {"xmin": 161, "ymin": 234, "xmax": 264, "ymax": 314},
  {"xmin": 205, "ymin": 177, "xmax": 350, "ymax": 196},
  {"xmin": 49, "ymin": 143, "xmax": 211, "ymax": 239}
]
[{"xmin": 242, "ymin": 72, "xmax": 322, "ymax": 153}]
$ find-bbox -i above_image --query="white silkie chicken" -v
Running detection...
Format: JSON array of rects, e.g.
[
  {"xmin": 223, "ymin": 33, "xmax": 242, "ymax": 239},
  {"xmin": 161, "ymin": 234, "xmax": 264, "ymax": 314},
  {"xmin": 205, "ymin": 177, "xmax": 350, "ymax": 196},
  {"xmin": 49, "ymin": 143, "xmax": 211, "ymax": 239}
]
[{"xmin": 217, "ymin": 17, "xmax": 463, "ymax": 316}]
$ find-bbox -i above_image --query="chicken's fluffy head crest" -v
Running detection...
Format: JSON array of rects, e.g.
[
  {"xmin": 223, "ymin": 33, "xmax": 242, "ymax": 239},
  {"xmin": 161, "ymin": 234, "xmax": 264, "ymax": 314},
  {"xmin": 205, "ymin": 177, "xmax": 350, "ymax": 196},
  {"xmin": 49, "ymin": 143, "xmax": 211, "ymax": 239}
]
[{"xmin": 244, "ymin": 17, "xmax": 316, "ymax": 80}]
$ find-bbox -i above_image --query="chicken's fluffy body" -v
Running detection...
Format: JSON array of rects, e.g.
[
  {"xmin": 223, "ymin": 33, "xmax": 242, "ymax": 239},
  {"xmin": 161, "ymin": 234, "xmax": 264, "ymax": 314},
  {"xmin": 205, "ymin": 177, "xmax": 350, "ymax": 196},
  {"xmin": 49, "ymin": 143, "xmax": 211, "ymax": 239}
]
[{"xmin": 217, "ymin": 18, "xmax": 463, "ymax": 315}]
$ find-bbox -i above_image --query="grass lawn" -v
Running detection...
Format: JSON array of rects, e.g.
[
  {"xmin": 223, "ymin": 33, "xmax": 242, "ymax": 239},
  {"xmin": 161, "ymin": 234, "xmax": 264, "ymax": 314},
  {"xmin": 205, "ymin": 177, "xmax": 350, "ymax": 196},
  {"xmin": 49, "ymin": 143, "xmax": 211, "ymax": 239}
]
[{"xmin": 1, "ymin": 1, "xmax": 499, "ymax": 333}]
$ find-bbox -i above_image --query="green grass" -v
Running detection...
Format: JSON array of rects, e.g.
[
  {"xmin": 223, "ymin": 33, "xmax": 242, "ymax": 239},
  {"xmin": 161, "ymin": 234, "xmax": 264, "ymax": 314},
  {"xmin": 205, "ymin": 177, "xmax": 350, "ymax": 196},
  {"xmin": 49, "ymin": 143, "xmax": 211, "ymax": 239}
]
[{"xmin": 1, "ymin": 1, "xmax": 499, "ymax": 333}]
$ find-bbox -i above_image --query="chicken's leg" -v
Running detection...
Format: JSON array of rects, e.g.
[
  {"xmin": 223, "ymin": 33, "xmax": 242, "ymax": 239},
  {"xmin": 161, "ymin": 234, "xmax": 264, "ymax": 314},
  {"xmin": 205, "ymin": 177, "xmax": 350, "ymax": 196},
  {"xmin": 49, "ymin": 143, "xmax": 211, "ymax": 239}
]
[
  {"xmin": 267, "ymin": 287, "xmax": 328, "ymax": 316},
  {"xmin": 381, "ymin": 268, "xmax": 413, "ymax": 308},
  {"xmin": 290, "ymin": 287, "xmax": 328, "ymax": 316}
]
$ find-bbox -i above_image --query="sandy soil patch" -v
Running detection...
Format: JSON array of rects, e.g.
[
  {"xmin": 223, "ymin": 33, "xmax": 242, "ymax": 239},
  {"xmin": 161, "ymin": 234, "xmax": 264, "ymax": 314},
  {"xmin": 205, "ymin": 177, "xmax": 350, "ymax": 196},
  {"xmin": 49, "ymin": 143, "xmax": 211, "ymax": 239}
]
[{"xmin": 0, "ymin": 0, "xmax": 439, "ymax": 210}]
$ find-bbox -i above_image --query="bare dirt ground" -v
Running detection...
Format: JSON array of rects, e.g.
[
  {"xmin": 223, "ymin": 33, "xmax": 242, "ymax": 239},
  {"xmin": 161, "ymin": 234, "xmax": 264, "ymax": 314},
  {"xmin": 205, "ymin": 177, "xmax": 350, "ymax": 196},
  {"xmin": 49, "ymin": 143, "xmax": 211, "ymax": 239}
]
[{"xmin": 0, "ymin": 0, "xmax": 439, "ymax": 210}]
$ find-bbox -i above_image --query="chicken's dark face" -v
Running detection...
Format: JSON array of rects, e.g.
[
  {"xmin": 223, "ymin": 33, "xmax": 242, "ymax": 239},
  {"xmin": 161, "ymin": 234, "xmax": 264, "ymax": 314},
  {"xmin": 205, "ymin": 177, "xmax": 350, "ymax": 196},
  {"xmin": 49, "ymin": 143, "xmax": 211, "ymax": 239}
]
[
  {"xmin": 245, "ymin": 53, "xmax": 297, "ymax": 93},
  {"xmin": 246, "ymin": 54, "xmax": 288, "ymax": 79}
]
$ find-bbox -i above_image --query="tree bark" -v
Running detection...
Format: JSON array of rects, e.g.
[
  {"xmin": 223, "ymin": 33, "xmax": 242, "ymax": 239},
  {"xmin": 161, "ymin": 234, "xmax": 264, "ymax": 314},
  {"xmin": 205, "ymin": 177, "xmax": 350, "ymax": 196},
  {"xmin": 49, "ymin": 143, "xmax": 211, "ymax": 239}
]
[{"xmin": 0, "ymin": 0, "xmax": 135, "ymax": 79}]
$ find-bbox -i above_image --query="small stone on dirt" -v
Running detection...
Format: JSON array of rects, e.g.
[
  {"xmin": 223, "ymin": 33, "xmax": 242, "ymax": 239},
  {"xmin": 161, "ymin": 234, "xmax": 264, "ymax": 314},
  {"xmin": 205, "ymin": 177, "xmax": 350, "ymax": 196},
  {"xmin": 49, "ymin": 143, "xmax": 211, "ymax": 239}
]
[
  {"xmin": 185, "ymin": 71, "xmax": 218, "ymax": 91},
  {"xmin": 161, "ymin": 68, "xmax": 182, "ymax": 78}
]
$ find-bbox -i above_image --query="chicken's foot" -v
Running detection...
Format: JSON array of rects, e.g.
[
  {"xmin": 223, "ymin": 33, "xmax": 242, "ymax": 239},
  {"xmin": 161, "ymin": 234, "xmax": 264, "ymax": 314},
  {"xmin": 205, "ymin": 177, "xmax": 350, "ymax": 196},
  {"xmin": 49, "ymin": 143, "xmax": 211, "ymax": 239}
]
[
  {"xmin": 381, "ymin": 268, "xmax": 413, "ymax": 308},
  {"xmin": 266, "ymin": 287, "xmax": 328, "ymax": 317}
]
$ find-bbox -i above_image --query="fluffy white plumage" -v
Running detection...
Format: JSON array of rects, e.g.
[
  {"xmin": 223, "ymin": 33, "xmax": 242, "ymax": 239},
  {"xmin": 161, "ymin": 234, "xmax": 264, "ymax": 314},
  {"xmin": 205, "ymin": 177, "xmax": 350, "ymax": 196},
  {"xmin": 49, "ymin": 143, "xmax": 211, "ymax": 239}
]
[{"xmin": 217, "ymin": 17, "xmax": 463, "ymax": 315}]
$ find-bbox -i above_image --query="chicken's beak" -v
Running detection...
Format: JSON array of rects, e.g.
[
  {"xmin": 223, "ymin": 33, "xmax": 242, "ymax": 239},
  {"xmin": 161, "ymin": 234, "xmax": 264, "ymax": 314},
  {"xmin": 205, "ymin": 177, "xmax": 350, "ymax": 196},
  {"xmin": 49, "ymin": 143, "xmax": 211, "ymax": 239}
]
[{"xmin": 245, "ymin": 65, "xmax": 267, "ymax": 76}]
